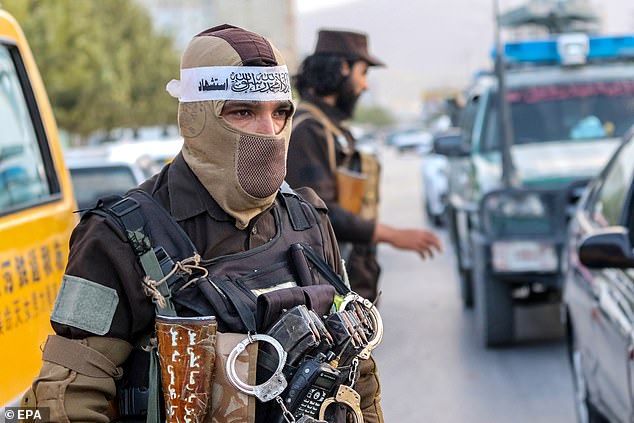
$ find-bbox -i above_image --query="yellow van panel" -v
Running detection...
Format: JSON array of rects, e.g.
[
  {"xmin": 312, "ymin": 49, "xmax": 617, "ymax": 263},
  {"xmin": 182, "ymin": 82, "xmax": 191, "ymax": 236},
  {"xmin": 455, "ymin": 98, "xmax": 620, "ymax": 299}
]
[{"xmin": 0, "ymin": 10, "xmax": 77, "ymax": 405}]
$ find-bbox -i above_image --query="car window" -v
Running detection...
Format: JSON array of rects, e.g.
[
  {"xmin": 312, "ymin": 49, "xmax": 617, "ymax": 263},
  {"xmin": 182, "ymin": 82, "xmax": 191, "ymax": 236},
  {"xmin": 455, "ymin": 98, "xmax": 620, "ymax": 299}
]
[
  {"xmin": 481, "ymin": 80, "xmax": 634, "ymax": 151},
  {"xmin": 592, "ymin": 138, "xmax": 634, "ymax": 227},
  {"xmin": 0, "ymin": 44, "xmax": 54, "ymax": 214},
  {"xmin": 69, "ymin": 166, "xmax": 138, "ymax": 209}
]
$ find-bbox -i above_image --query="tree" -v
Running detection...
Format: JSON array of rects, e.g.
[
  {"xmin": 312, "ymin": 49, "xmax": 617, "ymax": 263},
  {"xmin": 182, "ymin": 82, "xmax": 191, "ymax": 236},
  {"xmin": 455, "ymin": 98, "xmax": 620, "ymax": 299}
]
[
  {"xmin": 352, "ymin": 105, "xmax": 395, "ymax": 127},
  {"xmin": 2, "ymin": 0, "xmax": 179, "ymax": 141}
]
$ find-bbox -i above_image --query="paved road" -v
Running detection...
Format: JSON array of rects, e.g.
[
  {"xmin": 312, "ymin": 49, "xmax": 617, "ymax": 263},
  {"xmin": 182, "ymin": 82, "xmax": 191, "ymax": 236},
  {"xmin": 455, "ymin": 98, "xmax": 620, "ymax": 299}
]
[{"xmin": 371, "ymin": 148, "xmax": 576, "ymax": 423}]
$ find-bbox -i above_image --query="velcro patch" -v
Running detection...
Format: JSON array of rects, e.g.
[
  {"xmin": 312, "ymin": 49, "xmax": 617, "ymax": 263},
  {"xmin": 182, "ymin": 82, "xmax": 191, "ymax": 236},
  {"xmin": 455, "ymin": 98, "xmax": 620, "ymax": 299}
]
[{"xmin": 50, "ymin": 275, "xmax": 119, "ymax": 335}]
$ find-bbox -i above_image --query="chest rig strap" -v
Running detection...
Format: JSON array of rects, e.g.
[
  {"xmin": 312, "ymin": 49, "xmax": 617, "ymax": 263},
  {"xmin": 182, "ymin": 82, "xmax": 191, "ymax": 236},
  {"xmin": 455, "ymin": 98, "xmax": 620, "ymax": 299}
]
[
  {"xmin": 279, "ymin": 182, "xmax": 315, "ymax": 231},
  {"xmin": 214, "ymin": 277, "xmax": 258, "ymax": 333},
  {"xmin": 108, "ymin": 196, "xmax": 177, "ymax": 317}
]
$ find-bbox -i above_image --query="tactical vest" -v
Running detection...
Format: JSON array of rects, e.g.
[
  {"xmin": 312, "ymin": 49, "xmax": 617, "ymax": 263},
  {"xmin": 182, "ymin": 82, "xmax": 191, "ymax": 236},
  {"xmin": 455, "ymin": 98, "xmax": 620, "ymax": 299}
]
[
  {"xmin": 88, "ymin": 183, "xmax": 349, "ymax": 422},
  {"xmin": 292, "ymin": 102, "xmax": 381, "ymax": 221}
]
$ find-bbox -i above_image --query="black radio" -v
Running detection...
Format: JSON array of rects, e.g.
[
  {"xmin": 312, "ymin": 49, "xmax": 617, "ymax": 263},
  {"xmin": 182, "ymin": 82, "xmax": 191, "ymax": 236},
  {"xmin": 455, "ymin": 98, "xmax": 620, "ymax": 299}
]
[{"xmin": 283, "ymin": 354, "xmax": 340, "ymax": 419}]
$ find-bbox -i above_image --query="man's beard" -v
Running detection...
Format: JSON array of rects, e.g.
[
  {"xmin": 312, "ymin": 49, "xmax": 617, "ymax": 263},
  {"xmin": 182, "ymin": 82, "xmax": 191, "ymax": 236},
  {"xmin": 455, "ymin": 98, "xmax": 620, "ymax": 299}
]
[{"xmin": 335, "ymin": 77, "xmax": 360, "ymax": 119}]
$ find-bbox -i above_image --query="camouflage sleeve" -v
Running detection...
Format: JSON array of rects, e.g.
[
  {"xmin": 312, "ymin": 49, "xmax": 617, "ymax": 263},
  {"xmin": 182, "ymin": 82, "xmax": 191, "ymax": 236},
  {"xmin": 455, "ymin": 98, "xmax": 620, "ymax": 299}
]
[
  {"xmin": 23, "ymin": 336, "xmax": 132, "ymax": 422},
  {"xmin": 356, "ymin": 355, "xmax": 384, "ymax": 423}
]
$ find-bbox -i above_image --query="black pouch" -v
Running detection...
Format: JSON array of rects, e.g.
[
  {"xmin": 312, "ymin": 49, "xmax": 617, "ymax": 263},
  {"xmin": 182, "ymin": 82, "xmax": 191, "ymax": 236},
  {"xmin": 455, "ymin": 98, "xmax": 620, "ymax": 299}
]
[
  {"xmin": 256, "ymin": 284, "xmax": 336, "ymax": 331},
  {"xmin": 301, "ymin": 284, "xmax": 336, "ymax": 318},
  {"xmin": 256, "ymin": 286, "xmax": 307, "ymax": 331},
  {"xmin": 264, "ymin": 305, "xmax": 320, "ymax": 367}
]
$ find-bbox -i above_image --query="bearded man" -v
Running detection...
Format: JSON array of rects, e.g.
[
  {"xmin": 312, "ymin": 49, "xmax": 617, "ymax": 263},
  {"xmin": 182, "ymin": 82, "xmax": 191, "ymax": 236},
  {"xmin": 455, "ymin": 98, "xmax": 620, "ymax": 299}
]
[{"xmin": 287, "ymin": 29, "xmax": 442, "ymax": 304}]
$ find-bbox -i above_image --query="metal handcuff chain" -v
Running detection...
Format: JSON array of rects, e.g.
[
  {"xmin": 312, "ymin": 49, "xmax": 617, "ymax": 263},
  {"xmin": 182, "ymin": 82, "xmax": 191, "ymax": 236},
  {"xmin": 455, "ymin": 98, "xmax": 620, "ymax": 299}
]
[
  {"xmin": 338, "ymin": 293, "xmax": 384, "ymax": 360},
  {"xmin": 226, "ymin": 333, "xmax": 288, "ymax": 403}
]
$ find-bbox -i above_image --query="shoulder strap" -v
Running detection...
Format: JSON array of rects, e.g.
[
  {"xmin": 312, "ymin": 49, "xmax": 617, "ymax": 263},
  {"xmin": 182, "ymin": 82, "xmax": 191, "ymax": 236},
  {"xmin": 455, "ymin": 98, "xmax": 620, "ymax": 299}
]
[
  {"xmin": 106, "ymin": 194, "xmax": 177, "ymax": 316},
  {"xmin": 294, "ymin": 102, "xmax": 348, "ymax": 172},
  {"xmin": 296, "ymin": 243, "xmax": 350, "ymax": 296},
  {"xmin": 89, "ymin": 190, "xmax": 198, "ymax": 317},
  {"xmin": 278, "ymin": 182, "xmax": 317, "ymax": 231}
]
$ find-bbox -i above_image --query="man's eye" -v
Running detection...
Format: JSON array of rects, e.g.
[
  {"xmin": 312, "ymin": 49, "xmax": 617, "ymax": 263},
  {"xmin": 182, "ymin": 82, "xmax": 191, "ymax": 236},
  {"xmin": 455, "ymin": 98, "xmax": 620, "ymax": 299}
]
[
  {"xmin": 274, "ymin": 109, "xmax": 291, "ymax": 118},
  {"xmin": 233, "ymin": 110, "xmax": 251, "ymax": 117}
]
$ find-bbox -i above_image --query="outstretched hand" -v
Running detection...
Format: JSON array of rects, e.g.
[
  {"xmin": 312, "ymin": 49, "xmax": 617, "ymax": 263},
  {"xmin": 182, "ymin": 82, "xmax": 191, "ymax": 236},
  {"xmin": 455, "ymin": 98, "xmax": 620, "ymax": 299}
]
[{"xmin": 373, "ymin": 223, "xmax": 443, "ymax": 259}]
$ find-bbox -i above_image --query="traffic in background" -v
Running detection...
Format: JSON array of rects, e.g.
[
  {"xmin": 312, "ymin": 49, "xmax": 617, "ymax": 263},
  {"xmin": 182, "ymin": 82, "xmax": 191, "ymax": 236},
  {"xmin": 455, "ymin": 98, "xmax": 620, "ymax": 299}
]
[{"xmin": 4, "ymin": 1, "xmax": 634, "ymax": 422}]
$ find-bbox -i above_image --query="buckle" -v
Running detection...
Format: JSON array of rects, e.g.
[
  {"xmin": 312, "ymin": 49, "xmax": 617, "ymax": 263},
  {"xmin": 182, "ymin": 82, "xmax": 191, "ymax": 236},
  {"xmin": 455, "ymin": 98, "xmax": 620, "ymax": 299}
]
[{"xmin": 110, "ymin": 197, "xmax": 140, "ymax": 217}]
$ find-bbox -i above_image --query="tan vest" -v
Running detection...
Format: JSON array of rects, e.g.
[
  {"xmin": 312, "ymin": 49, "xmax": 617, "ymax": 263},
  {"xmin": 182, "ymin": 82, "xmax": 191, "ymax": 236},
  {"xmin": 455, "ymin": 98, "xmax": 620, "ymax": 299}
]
[{"xmin": 293, "ymin": 102, "xmax": 381, "ymax": 220}]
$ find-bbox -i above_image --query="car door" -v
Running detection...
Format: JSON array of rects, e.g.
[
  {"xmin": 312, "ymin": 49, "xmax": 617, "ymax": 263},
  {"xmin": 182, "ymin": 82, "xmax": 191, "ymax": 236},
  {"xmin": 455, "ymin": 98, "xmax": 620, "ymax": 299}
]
[
  {"xmin": 450, "ymin": 91, "xmax": 482, "ymax": 269},
  {"xmin": 565, "ymin": 176, "xmax": 603, "ymax": 403},
  {"xmin": 0, "ymin": 12, "xmax": 77, "ymax": 406},
  {"xmin": 584, "ymin": 136, "xmax": 634, "ymax": 422}
]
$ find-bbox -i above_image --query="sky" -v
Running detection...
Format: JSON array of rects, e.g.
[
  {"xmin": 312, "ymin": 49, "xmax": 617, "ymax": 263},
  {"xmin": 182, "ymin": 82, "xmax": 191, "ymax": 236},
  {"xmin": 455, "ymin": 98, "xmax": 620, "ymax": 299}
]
[
  {"xmin": 295, "ymin": 0, "xmax": 634, "ymax": 121},
  {"xmin": 295, "ymin": 0, "xmax": 358, "ymax": 14}
]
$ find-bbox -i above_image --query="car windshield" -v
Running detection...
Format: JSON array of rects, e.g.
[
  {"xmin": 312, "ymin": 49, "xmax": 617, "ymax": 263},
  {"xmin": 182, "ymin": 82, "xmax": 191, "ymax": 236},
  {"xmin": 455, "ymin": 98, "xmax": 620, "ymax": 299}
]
[
  {"xmin": 69, "ymin": 165, "xmax": 138, "ymax": 209},
  {"xmin": 482, "ymin": 80, "xmax": 634, "ymax": 149}
]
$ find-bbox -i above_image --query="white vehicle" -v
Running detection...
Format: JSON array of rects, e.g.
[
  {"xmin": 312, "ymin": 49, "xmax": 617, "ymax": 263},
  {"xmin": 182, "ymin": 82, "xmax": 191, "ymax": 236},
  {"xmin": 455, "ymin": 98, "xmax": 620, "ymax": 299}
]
[
  {"xmin": 64, "ymin": 137, "xmax": 183, "ymax": 210},
  {"xmin": 106, "ymin": 138, "xmax": 183, "ymax": 178},
  {"xmin": 420, "ymin": 130, "xmax": 461, "ymax": 226},
  {"xmin": 64, "ymin": 153, "xmax": 146, "ymax": 210},
  {"xmin": 391, "ymin": 128, "xmax": 432, "ymax": 153}
]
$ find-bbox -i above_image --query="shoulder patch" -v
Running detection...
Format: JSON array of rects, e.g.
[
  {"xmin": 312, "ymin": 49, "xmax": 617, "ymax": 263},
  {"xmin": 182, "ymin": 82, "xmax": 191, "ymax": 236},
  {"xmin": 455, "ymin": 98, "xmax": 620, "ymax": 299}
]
[
  {"xmin": 50, "ymin": 275, "xmax": 119, "ymax": 336},
  {"xmin": 295, "ymin": 186, "xmax": 328, "ymax": 212}
]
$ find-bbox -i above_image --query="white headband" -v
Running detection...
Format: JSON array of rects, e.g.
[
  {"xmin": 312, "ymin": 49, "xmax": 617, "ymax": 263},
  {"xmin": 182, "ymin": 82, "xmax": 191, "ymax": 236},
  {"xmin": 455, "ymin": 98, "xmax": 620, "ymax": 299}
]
[{"xmin": 166, "ymin": 65, "xmax": 292, "ymax": 102}]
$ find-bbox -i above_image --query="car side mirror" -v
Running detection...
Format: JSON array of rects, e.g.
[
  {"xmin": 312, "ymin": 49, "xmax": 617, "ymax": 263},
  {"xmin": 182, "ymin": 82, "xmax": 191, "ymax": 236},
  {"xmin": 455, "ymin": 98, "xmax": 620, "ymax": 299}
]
[
  {"xmin": 433, "ymin": 131, "xmax": 469, "ymax": 157},
  {"xmin": 578, "ymin": 226, "xmax": 634, "ymax": 269}
]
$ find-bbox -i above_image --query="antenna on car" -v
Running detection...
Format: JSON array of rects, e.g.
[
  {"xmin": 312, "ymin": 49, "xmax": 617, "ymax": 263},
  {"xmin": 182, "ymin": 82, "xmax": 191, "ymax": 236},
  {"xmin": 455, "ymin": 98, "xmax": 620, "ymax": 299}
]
[{"xmin": 493, "ymin": 0, "xmax": 518, "ymax": 188}]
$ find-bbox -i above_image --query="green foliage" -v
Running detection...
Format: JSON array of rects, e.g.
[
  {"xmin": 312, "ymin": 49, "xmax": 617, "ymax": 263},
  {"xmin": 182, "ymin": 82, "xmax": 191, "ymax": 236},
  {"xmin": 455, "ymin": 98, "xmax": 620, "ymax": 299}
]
[
  {"xmin": 352, "ymin": 105, "xmax": 395, "ymax": 127},
  {"xmin": 2, "ymin": 0, "xmax": 179, "ymax": 138}
]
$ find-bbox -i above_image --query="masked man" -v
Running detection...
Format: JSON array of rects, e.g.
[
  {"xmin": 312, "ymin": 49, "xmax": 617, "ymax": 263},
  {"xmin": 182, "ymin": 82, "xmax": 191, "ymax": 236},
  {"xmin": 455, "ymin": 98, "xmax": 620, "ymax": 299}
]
[
  {"xmin": 23, "ymin": 25, "xmax": 383, "ymax": 423},
  {"xmin": 287, "ymin": 29, "xmax": 442, "ymax": 303}
]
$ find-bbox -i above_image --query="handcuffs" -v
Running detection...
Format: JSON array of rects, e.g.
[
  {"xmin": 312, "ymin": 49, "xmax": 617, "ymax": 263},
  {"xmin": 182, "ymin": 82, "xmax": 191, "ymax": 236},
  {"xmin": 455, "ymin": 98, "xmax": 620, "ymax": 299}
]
[
  {"xmin": 337, "ymin": 293, "xmax": 383, "ymax": 360},
  {"xmin": 226, "ymin": 333, "xmax": 288, "ymax": 402},
  {"xmin": 226, "ymin": 292, "xmax": 383, "ymax": 423}
]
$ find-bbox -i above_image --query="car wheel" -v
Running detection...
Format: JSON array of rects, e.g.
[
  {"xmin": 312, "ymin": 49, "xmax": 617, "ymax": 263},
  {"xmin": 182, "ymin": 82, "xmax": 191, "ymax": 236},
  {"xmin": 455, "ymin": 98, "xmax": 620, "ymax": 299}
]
[
  {"xmin": 474, "ymin": 243, "xmax": 513, "ymax": 347},
  {"xmin": 447, "ymin": 206, "xmax": 473, "ymax": 308},
  {"xmin": 459, "ymin": 268, "xmax": 474, "ymax": 309},
  {"xmin": 570, "ymin": 329, "xmax": 606, "ymax": 423},
  {"xmin": 424, "ymin": 201, "xmax": 444, "ymax": 228}
]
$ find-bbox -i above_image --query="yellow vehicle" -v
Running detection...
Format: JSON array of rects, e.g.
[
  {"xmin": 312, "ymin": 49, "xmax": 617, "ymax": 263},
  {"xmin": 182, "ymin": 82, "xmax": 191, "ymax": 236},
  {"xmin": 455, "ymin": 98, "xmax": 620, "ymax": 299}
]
[{"xmin": 0, "ymin": 10, "xmax": 77, "ymax": 406}]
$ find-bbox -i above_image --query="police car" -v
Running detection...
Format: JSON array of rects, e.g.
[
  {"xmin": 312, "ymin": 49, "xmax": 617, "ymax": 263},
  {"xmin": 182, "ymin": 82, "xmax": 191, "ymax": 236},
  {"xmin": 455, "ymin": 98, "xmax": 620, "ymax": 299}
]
[{"xmin": 436, "ymin": 34, "xmax": 634, "ymax": 346}]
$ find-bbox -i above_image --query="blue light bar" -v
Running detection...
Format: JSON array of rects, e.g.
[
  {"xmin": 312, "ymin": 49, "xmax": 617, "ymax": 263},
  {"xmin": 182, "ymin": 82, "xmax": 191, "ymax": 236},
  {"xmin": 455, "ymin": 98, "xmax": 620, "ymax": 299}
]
[
  {"xmin": 588, "ymin": 36, "xmax": 634, "ymax": 59},
  {"xmin": 491, "ymin": 34, "xmax": 634, "ymax": 65},
  {"xmin": 503, "ymin": 40, "xmax": 558, "ymax": 63}
]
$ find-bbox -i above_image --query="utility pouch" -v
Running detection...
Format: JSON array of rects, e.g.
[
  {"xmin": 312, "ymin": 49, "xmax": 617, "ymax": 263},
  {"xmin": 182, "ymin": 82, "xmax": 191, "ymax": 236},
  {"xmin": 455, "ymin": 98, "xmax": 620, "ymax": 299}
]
[
  {"xmin": 211, "ymin": 332, "xmax": 258, "ymax": 423},
  {"xmin": 323, "ymin": 311, "xmax": 364, "ymax": 367},
  {"xmin": 335, "ymin": 167, "xmax": 367, "ymax": 215},
  {"xmin": 256, "ymin": 285, "xmax": 336, "ymax": 332},
  {"xmin": 262, "ymin": 305, "xmax": 321, "ymax": 368},
  {"xmin": 358, "ymin": 151, "xmax": 381, "ymax": 221},
  {"xmin": 256, "ymin": 287, "xmax": 307, "ymax": 331},
  {"xmin": 156, "ymin": 315, "xmax": 217, "ymax": 423}
]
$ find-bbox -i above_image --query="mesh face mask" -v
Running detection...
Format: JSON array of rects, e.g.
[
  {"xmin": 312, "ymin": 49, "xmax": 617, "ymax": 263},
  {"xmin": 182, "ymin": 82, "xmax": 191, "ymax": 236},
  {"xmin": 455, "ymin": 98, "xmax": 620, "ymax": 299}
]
[
  {"xmin": 167, "ymin": 25, "xmax": 294, "ymax": 229},
  {"xmin": 237, "ymin": 134, "xmax": 287, "ymax": 198}
]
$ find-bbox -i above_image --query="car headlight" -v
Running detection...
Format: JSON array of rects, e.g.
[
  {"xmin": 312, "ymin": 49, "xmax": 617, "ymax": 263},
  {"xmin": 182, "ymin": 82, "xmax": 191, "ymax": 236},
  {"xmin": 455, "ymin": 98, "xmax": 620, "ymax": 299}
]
[{"xmin": 484, "ymin": 192, "xmax": 546, "ymax": 217}]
